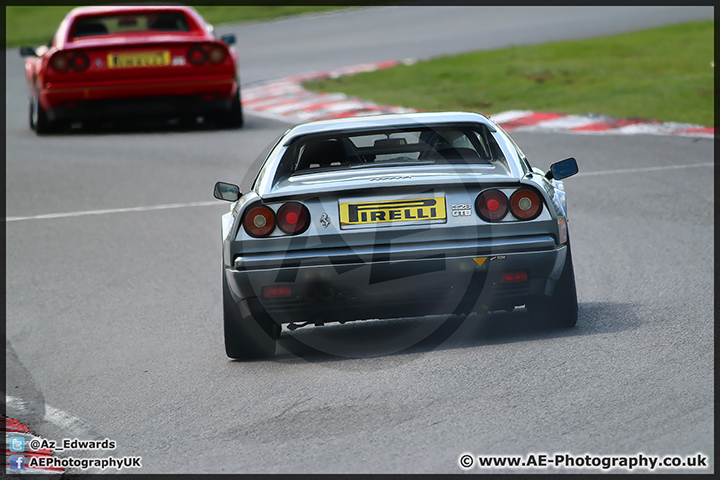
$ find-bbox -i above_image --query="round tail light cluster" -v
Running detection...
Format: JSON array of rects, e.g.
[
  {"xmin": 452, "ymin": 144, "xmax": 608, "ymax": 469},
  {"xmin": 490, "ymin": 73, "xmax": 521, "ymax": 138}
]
[
  {"xmin": 475, "ymin": 187, "xmax": 543, "ymax": 222},
  {"xmin": 207, "ymin": 45, "xmax": 227, "ymax": 65},
  {"xmin": 277, "ymin": 203, "xmax": 310, "ymax": 234},
  {"xmin": 244, "ymin": 205, "xmax": 275, "ymax": 237},
  {"xmin": 50, "ymin": 51, "xmax": 90, "ymax": 73},
  {"xmin": 475, "ymin": 189, "xmax": 508, "ymax": 222},
  {"xmin": 510, "ymin": 188, "xmax": 542, "ymax": 220},
  {"xmin": 187, "ymin": 43, "xmax": 227, "ymax": 66},
  {"xmin": 243, "ymin": 202, "xmax": 310, "ymax": 238}
]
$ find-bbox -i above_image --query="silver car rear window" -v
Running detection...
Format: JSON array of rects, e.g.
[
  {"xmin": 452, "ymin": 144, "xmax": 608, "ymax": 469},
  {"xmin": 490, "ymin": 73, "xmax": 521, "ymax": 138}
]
[{"xmin": 285, "ymin": 125, "xmax": 509, "ymax": 176}]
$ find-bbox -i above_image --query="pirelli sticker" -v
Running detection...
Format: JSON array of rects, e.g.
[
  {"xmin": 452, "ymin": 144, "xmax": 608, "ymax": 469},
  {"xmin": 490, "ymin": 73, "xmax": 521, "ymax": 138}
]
[
  {"xmin": 107, "ymin": 51, "xmax": 171, "ymax": 69},
  {"xmin": 339, "ymin": 197, "xmax": 446, "ymax": 228}
]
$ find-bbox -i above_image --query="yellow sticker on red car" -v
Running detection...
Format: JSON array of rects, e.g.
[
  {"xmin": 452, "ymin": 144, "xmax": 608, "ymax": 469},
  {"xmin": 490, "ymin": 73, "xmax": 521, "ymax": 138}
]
[
  {"xmin": 107, "ymin": 51, "xmax": 171, "ymax": 68},
  {"xmin": 340, "ymin": 197, "xmax": 446, "ymax": 225}
]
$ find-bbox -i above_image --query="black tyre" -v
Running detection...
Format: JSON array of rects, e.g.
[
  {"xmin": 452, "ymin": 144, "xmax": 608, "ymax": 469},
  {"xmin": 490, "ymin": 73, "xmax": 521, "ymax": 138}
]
[
  {"xmin": 32, "ymin": 87, "xmax": 57, "ymax": 135},
  {"xmin": 223, "ymin": 271, "xmax": 278, "ymax": 359},
  {"xmin": 527, "ymin": 244, "xmax": 578, "ymax": 328},
  {"xmin": 216, "ymin": 88, "xmax": 243, "ymax": 129},
  {"xmin": 28, "ymin": 94, "xmax": 36, "ymax": 131}
]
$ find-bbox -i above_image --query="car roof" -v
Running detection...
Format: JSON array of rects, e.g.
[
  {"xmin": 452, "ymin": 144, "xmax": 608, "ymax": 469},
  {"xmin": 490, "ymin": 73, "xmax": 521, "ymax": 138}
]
[
  {"xmin": 56, "ymin": 5, "xmax": 208, "ymax": 47},
  {"xmin": 252, "ymin": 111, "xmax": 525, "ymax": 196},
  {"xmin": 282, "ymin": 111, "xmax": 498, "ymax": 142},
  {"xmin": 66, "ymin": 5, "xmax": 197, "ymax": 17}
]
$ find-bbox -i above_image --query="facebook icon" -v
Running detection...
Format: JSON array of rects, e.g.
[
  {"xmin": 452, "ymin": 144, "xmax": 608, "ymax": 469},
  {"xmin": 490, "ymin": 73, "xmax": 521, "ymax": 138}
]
[{"xmin": 9, "ymin": 455, "xmax": 26, "ymax": 470}]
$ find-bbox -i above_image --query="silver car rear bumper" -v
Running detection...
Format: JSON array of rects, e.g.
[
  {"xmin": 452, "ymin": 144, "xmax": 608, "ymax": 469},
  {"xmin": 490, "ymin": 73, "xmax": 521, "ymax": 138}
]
[
  {"xmin": 233, "ymin": 234, "xmax": 557, "ymax": 270},
  {"xmin": 226, "ymin": 235, "xmax": 568, "ymax": 324}
]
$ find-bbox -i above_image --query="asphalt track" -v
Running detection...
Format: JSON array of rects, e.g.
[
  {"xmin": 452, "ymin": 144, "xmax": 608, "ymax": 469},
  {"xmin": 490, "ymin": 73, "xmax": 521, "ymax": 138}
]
[{"xmin": 4, "ymin": 6, "xmax": 714, "ymax": 474}]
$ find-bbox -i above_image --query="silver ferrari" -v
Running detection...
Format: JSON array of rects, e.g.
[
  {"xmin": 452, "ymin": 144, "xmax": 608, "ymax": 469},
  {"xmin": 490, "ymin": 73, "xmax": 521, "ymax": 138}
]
[{"xmin": 214, "ymin": 112, "xmax": 579, "ymax": 359}]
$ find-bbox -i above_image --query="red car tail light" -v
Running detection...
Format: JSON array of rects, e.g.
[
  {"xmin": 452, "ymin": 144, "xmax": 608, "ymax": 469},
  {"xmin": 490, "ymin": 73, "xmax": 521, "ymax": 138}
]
[
  {"xmin": 187, "ymin": 44, "xmax": 207, "ymax": 65},
  {"xmin": 49, "ymin": 52, "xmax": 71, "ymax": 73},
  {"xmin": 207, "ymin": 44, "xmax": 227, "ymax": 65},
  {"xmin": 243, "ymin": 205, "xmax": 275, "ymax": 237},
  {"xmin": 70, "ymin": 52, "xmax": 90, "ymax": 71},
  {"xmin": 475, "ymin": 189, "xmax": 508, "ymax": 222},
  {"xmin": 277, "ymin": 202, "xmax": 310, "ymax": 235},
  {"xmin": 509, "ymin": 188, "xmax": 543, "ymax": 220}
]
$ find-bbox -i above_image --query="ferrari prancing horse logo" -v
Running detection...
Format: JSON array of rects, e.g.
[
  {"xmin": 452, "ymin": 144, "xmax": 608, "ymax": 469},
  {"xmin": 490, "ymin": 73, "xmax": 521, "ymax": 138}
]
[{"xmin": 319, "ymin": 213, "xmax": 331, "ymax": 228}]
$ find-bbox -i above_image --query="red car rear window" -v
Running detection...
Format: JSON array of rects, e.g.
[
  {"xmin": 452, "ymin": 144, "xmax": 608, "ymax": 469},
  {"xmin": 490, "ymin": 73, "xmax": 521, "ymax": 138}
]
[{"xmin": 71, "ymin": 12, "xmax": 193, "ymax": 40}]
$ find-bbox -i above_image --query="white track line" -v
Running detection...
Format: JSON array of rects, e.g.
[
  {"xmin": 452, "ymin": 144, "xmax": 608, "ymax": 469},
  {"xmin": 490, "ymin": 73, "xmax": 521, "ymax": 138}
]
[
  {"xmin": 4, "ymin": 164, "xmax": 712, "ymax": 223},
  {"xmin": 574, "ymin": 162, "xmax": 713, "ymax": 178},
  {"xmin": 6, "ymin": 395, "xmax": 102, "ymax": 439},
  {"xmin": 5, "ymin": 200, "xmax": 225, "ymax": 223}
]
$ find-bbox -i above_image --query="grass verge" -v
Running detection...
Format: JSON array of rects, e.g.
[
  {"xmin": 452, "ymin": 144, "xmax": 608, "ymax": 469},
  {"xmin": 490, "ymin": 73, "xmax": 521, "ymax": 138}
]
[{"xmin": 304, "ymin": 21, "xmax": 714, "ymax": 126}]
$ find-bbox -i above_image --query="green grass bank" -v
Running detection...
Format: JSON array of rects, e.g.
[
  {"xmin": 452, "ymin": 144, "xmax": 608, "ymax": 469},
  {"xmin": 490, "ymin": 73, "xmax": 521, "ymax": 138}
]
[{"xmin": 305, "ymin": 21, "xmax": 714, "ymax": 126}]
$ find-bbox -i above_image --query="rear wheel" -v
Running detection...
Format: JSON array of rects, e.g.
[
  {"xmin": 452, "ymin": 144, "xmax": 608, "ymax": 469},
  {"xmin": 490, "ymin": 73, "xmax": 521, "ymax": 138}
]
[
  {"xmin": 216, "ymin": 88, "xmax": 243, "ymax": 129},
  {"xmin": 527, "ymin": 244, "xmax": 578, "ymax": 328},
  {"xmin": 28, "ymin": 94, "xmax": 36, "ymax": 130},
  {"xmin": 223, "ymin": 271, "xmax": 278, "ymax": 359},
  {"xmin": 32, "ymin": 87, "xmax": 57, "ymax": 135}
]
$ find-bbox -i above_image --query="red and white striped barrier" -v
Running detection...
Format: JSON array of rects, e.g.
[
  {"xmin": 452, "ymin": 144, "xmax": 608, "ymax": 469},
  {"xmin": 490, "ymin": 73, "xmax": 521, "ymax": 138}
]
[{"xmin": 242, "ymin": 61, "xmax": 714, "ymax": 139}]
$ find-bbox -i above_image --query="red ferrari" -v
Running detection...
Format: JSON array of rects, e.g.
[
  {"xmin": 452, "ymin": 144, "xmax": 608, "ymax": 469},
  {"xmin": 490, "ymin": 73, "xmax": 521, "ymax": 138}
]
[{"xmin": 19, "ymin": 5, "xmax": 242, "ymax": 134}]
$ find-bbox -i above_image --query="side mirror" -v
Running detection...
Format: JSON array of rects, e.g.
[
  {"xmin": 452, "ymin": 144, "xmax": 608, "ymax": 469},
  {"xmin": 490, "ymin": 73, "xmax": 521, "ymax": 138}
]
[
  {"xmin": 19, "ymin": 46, "xmax": 37, "ymax": 57},
  {"xmin": 220, "ymin": 34, "xmax": 236, "ymax": 46},
  {"xmin": 214, "ymin": 182, "xmax": 240, "ymax": 202},
  {"xmin": 546, "ymin": 157, "xmax": 578, "ymax": 180}
]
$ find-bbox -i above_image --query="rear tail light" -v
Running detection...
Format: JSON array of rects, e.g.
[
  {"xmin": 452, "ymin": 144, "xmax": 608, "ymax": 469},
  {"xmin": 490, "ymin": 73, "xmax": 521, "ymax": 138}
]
[
  {"xmin": 243, "ymin": 205, "xmax": 275, "ymax": 237},
  {"xmin": 186, "ymin": 43, "xmax": 227, "ymax": 66},
  {"xmin": 277, "ymin": 202, "xmax": 310, "ymax": 235},
  {"xmin": 243, "ymin": 202, "xmax": 310, "ymax": 237},
  {"xmin": 207, "ymin": 45, "xmax": 227, "ymax": 65},
  {"xmin": 70, "ymin": 52, "xmax": 90, "ymax": 71},
  {"xmin": 475, "ymin": 189, "xmax": 508, "ymax": 222},
  {"xmin": 50, "ymin": 51, "xmax": 90, "ymax": 72},
  {"xmin": 509, "ymin": 188, "xmax": 542, "ymax": 220},
  {"xmin": 187, "ymin": 45, "xmax": 207, "ymax": 65},
  {"xmin": 50, "ymin": 52, "xmax": 71, "ymax": 72}
]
